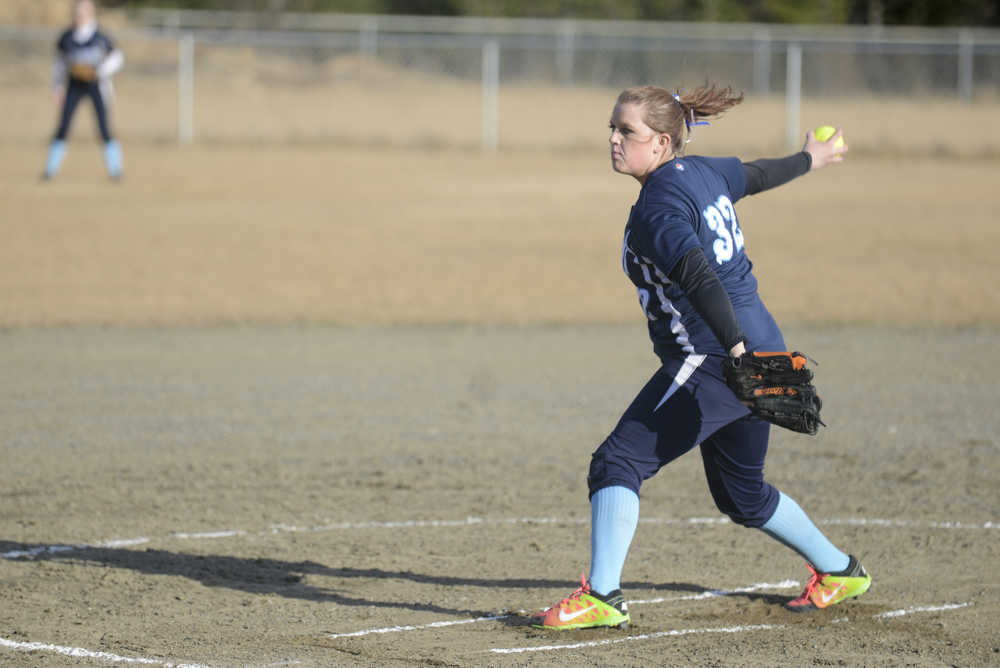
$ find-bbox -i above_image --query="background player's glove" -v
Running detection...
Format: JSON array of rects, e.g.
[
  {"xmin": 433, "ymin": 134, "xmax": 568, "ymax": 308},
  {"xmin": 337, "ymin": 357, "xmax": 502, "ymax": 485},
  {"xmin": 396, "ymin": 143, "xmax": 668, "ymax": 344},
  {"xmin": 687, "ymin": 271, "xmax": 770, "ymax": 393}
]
[
  {"xmin": 69, "ymin": 63, "xmax": 98, "ymax": 82},
  {"xmin": 723, "ymin": 351, "xmax": 824, "ymax": 435}
]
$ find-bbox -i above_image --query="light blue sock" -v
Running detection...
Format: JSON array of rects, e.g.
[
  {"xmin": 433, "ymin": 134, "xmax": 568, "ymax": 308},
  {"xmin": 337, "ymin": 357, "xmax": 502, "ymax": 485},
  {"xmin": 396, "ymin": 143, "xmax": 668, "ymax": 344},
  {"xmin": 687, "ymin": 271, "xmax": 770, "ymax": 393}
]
[
  {"xmin": 103, "ymin": 140, "xmax": 123, "ymax": 178},
  {"xmin": 761, "ymin": 491, "xmax": 849, "ymax": 573},
  {"xmin": 44, "ymin": 140, "xmax": 66, "ymax": 177},
  {"xmin": 588, "ymin": 485, "xmax": 639, "ymax": 596}
]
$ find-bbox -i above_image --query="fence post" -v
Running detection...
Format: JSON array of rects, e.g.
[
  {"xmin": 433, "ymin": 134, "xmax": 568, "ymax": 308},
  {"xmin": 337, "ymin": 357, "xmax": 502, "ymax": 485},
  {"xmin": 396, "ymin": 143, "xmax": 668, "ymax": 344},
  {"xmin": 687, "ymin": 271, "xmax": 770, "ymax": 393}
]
[
  {"xmin": 557, "ymin": 20, "xmax": 575, "ymax": 85},
  {"xmin": 482, "ymin": 39, "xmax": 500, "ymax": 151},
  {"xmin": 958, "ymin": 29, "xmax": 974, "ymax": 104},
  {"xmin": 360, "ymin": 16, "xmax": 378, "ymax": 58},
  {"xmin": 785, "ymin": 42, "xmax": 801, "ymax": 150},
  {"xmin": 178, "ymin": 31, "xmax": 195, "ymax": 144},
  {"xmin": 753, "ymin": 28, "xmax": 771, "ymax": 95}
]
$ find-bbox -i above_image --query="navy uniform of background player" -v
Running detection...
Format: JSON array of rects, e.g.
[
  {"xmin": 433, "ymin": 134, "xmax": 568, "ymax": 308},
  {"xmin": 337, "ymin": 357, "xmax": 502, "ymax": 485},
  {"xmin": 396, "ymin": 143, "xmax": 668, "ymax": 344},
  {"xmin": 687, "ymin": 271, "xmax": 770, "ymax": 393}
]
[
  {"xmin": 44, "ymin": 0, "xmax": 124, "ymax": 181},
  {"xmin": 533, "ymin": 84, "xmax": 872, "ymax": 630}
]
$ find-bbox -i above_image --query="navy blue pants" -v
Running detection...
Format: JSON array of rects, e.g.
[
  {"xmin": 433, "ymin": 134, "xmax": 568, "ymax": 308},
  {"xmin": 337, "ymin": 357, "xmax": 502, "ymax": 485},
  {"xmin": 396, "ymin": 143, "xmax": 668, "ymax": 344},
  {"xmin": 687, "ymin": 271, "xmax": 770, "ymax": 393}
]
[
  {"xmin": 587, "ymin": 354, "xmax": 780, "ymax": 528},
  {"xmin": 55, "ymin": 79, "xmax": 112, "ymax": 143}
]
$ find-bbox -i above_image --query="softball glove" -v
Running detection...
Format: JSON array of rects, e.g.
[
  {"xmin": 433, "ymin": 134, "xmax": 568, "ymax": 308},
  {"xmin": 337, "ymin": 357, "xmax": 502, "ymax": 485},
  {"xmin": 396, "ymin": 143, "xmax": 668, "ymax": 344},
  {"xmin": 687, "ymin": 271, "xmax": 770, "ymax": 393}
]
[
  {"xmin": 69, "ymin": 63, "xmax": 98, "ymax": 82},
  {"xmin": 723, "ymin": 351, "xmax": 824, "ymax": 435}
]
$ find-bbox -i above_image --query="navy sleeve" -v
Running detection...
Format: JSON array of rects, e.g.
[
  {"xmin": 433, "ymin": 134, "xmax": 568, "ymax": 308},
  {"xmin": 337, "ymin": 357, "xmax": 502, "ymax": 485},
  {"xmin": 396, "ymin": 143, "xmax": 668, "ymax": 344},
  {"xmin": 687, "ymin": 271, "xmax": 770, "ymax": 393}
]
[
  {"xmin": 700, "ymin": 156, "xmax": 746, "ymax": 202},
  {"xmin": 56, "ymin": 29, "xmax": 72, "ymax": 54}
]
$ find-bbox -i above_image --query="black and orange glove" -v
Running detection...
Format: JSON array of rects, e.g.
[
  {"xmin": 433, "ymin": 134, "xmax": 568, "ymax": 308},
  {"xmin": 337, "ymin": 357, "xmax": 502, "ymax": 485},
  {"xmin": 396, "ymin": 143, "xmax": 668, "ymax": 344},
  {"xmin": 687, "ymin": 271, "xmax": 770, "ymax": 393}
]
[{"xmin": 723, "ymin": 351, "xmax": 824, "ymax": 435}]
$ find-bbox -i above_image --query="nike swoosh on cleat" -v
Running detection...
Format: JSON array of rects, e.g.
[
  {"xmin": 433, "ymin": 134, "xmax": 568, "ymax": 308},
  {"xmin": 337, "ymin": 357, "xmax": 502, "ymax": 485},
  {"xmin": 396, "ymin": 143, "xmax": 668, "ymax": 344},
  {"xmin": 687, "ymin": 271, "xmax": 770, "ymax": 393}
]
[
  {"xmin": 820, "ymin": 582, "xmax": 847, "ymax": 605},
  {"xmin": 558, "ymin": 604, "xmax": 597, "ymax": 622}
]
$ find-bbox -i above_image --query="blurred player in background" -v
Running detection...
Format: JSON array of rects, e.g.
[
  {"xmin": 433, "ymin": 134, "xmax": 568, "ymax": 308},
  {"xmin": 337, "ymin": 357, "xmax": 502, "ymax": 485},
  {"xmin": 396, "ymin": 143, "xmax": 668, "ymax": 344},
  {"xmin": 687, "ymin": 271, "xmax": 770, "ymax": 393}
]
[
  {"xmin": 43, "ymin": 0, "xmax": 124, "ymax": 181},
  {"xmin": 532, "ymin": 83, "xmax": 871, "ymax": 630}
]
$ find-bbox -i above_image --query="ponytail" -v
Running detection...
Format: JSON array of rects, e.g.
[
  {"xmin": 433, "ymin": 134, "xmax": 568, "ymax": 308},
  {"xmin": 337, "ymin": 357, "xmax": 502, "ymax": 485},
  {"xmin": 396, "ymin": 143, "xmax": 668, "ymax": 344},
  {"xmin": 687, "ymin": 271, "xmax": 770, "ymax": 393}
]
[{"xmin": 617, "ymin": 82, "xmax": 743, "ymax": 153}]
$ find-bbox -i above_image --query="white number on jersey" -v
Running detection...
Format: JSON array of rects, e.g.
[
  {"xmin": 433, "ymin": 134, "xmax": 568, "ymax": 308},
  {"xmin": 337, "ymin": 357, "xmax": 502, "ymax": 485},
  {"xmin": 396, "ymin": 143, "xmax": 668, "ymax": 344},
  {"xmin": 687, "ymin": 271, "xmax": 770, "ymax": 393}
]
[{"xmin": 703, "ymin": 195, "xmax": 744, "ymax": 264}]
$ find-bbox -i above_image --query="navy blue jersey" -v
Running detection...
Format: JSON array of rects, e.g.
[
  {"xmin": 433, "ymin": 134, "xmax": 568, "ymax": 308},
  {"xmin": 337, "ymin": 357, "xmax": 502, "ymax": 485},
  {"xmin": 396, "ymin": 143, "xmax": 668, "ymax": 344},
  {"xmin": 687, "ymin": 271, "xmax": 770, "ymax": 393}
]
[
  {"xmin": 622, "ymin": 156, "xmax": 783, "ymax": 361},
  {"xmin": 57, "ymin": 26, "xmax": 116, "ymax": 75}
]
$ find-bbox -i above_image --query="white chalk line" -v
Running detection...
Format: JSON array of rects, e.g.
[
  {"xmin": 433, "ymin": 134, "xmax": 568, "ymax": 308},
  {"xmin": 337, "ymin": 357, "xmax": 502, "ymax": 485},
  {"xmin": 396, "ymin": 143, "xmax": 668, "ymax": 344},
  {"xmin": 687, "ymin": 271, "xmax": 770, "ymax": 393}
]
[
  {"xmin": 2, "ymin": 537, "xmax": 152, "ymax": 560},
  {"xmin": 488, "ymin": 601, "xmax": 975, "ymax": 654},
  {"xmin": 873, "ymin": 602, "xmax": 972, "ymax": 619},
  {"xmin": 0, "ymin": 636, "xmax": 211, "ymax": 667},
  {"xmin": 492, "ymin": 623, "xmax": 785, "ymax": 654},
  {"xmin": 327, "ymin": 580, "xmax": 800, "ymax": 640},
  {"xmin": 171, "ymin": 530, "xmax": 247, "ymax": 540},
  {"xmin": 327, "ymin": 613, "xmax": 515, "ymax": 639},
  {"xmin": 819, "ymin": 518, "xmax": 998, "ymax": 530},
  {"xmin": 628, "ymin": 579, "xmax": 800, "ymax": 605},
  {"xmin": 3, "ymin": 514, "xmax": 996, "ymax": 561}
]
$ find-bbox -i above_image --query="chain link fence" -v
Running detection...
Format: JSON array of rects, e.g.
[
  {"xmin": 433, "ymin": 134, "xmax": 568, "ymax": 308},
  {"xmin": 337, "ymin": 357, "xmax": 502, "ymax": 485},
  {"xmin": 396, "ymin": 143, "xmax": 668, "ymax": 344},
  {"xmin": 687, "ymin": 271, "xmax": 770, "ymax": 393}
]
[{"xmin": 2, "ymin": 11, "xmax": 999, "ymax": 153}]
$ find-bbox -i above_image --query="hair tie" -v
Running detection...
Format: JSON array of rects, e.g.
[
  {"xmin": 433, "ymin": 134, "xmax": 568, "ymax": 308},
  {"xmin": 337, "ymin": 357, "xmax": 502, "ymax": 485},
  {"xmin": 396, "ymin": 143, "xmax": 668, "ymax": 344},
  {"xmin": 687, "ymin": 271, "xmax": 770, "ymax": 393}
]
[{"xmin": 674, "ymin": 93, "xmax": 710, "ymax": 144}]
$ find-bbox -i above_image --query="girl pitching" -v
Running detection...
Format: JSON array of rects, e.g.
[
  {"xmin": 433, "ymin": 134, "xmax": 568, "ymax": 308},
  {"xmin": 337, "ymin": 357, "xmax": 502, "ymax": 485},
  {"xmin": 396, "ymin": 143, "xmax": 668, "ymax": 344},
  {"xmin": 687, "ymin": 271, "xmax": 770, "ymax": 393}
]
[{"xmin": 533, "ymin": 83, "xmax": 871, "ymax": 630}]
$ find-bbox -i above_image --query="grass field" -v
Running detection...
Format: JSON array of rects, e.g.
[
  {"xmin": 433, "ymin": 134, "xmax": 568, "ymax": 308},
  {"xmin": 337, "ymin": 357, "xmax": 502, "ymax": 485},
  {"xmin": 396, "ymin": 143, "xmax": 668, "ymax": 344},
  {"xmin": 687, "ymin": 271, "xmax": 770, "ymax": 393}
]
[
  {"xmin": 0, "ymin": 48, "xmax": 998, "ymax": 665},
  {"xmin": 2, "ymin": 144, "xmax": 999, "ymax": 327}
]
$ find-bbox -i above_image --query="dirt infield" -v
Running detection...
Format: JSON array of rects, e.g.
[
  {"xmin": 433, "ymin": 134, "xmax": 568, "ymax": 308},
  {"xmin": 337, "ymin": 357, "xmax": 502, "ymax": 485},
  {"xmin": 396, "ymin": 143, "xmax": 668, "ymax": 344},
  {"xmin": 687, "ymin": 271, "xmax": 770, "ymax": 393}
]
[{"xmin": 0, "ymin": 323, "xmax": 997, "ymax": 666}]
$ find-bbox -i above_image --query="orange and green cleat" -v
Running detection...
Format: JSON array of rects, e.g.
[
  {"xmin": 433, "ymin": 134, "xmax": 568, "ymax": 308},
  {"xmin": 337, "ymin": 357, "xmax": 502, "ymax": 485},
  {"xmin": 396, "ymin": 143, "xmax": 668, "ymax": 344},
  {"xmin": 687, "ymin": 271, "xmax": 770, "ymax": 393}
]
[
  {"xmin": 531, "ymin": 574, "xmax": 630, "ymax": 630},
  {"xmin": 786, "ymin": 555, "xmax": 872, "ymax": 612}
]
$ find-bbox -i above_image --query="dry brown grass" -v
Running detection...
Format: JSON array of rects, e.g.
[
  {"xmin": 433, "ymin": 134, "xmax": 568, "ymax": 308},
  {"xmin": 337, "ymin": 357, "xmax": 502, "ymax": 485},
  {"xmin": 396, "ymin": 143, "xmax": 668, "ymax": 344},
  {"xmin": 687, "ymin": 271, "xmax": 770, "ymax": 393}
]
[
  {"xmin": 1, "ymin": 138, "xmax": 997, "ymax": 327},
  {"xmin": 3, "ymin": 37, "xmax": 997, "ymax": 327}
]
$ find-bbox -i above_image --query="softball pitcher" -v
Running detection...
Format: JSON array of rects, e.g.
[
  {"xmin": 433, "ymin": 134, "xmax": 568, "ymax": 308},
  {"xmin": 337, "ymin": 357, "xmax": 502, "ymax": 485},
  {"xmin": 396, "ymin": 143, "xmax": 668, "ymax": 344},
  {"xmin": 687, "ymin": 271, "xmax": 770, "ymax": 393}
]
[
  {"xmin": 43, "ymin": 0, "xmax": 124, "ymax": 181},
  {"xmin": 533, "ymin": 83, "xmax": 871, "ymax": 630}
]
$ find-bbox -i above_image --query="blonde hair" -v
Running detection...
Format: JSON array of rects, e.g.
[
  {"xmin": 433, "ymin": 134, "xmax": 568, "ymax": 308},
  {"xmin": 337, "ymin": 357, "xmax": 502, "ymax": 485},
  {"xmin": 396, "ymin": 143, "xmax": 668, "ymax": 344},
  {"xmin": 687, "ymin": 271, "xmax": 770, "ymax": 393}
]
[{"xmin": 616, "ymin": 82, "xmax": 744, "ymax": 154}]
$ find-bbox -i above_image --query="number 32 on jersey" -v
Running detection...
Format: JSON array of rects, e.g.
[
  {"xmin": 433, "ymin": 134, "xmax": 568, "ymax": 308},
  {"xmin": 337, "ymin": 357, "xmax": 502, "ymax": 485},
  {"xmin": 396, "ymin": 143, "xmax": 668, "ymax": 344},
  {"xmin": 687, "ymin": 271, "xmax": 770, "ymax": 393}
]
[{"xmin": 703, "ymin": 195, "xmax": 744, "ymax": 264}]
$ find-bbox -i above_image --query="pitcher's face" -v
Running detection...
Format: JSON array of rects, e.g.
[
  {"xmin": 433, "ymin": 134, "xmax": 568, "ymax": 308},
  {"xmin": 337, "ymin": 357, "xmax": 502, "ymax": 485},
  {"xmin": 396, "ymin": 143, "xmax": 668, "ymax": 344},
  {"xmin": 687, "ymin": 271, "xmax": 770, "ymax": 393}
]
[{"xmin": 609, "ymin": 103, "xmax": 672, "ymax": 183}]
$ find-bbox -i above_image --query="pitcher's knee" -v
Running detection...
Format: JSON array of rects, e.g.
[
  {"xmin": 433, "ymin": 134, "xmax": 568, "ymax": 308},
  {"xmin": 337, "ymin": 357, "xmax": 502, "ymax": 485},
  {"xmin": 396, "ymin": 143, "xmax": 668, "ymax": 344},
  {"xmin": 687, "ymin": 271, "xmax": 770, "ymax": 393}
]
[
  {"xmin": 710, "ymin": 482, "xmax": 779, "ymax": 528},
  {"xmin": 587, "ymin": 449, "xmax": 642, "ymax": 500}
]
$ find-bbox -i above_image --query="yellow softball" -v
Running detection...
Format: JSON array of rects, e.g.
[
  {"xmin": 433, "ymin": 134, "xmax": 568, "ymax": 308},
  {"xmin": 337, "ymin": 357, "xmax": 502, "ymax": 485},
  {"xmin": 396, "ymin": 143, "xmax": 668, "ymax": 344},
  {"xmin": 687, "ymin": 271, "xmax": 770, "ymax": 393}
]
[{"xmin": 814, "ymin": 125, "xmax": 845, "ymax": 149}]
